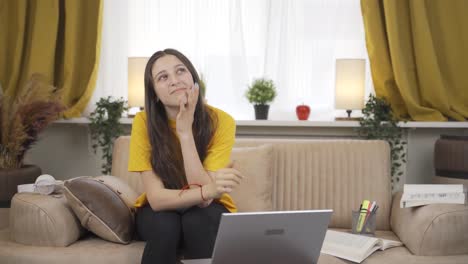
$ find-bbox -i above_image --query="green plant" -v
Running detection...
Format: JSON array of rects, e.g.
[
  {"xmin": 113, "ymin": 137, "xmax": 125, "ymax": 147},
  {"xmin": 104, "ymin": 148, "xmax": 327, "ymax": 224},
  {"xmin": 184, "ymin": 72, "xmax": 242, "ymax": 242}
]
[
  {"xmin": 245, "ymin": 78, "xmax": 277, "ymax": 105},
  {"xmin": 356, "ymin": 94, "xmax": 407, "ymax": 189},
  {"xmin": 0, "ymin": 74, "xmax": 65, "ymax": 169},
  {"xmin": 89, "ymin": 97, "xmax": 128, "ymax": 175}
]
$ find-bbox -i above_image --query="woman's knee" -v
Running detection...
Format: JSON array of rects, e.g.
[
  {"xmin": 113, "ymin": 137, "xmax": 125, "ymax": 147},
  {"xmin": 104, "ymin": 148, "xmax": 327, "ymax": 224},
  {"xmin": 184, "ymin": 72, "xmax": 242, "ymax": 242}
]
[
  {"xmin": 181, "ymin": 205, "xmax": 227, "ymax": 258},
  {"xmin": 136, "ymin": 206, "xmax": 181, "ymax": 243},
  {"xmin": 181, "ymin": 204, "xmax": 226, "ymax": 237},
  {"xmin": 182, "ymin": 207, "xmax": 210, "ymax": 230}
]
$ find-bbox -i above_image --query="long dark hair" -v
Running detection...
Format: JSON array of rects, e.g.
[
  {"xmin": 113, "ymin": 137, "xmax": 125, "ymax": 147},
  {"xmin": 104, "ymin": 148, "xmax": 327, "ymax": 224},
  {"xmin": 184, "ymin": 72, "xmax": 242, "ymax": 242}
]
[{"xmin": 144, "ymin": 49, "xmax": 216, "ymax": 189}]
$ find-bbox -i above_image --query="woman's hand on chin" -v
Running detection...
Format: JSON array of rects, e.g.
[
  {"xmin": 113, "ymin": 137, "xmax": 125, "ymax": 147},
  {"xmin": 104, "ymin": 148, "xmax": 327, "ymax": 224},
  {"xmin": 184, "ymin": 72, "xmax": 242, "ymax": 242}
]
[{"xmin": 176, "ymin": 83, "xmax": 199, "ymax": 137}]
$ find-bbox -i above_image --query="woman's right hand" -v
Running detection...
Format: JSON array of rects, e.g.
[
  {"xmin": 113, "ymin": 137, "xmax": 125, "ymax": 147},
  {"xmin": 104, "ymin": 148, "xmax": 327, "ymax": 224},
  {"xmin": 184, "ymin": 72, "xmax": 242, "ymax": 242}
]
[{"xmin": 203, "ymin": 165, "xmax": 244, "ymax": 200}]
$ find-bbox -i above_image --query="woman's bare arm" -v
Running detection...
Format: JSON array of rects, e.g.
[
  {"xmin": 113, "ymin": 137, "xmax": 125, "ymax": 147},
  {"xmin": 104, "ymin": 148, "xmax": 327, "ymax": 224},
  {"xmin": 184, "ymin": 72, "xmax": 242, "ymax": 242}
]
[
  {"xmin": 178, "ymin": 134, "xmax": 212, "ymax": 185},
  {"xmin": 142, "ymin": 167, "xmax": 243, "ymax": 211},
  {"xmin": 142, "ymin": 170, "xmax": 207, "ymax": 211}
]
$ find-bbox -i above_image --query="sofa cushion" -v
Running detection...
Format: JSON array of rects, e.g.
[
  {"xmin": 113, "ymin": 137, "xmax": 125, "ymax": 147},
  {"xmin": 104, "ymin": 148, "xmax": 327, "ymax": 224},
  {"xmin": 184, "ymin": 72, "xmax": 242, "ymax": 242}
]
[
  {"xmin": 63, "ymin": 176, "xmax": 139, "ymax": 244},
  {"xmin": 9, "ymin": 192, "xmax": 85, "ymax": 246},
  {"xmin": 229, "ymin": 144, "xmax": 274, "ymax": 212},
  {"xmin": 234, "ymin": 139, "xmax": 393, "ymax": 230},
  {"xmin": 112, "ymin": 136, "xmax": 145, "ymax": 194},
  {"xmin": 391, "ymin": 191, "xmax": 468, "ymax": 256},
  {"xmin": 3, "ymin": 227, "xmax": 468, "ymax": 264},
  {"xmin": 0, "ymin": 228, "xmax": 145, "ymax": 264}
]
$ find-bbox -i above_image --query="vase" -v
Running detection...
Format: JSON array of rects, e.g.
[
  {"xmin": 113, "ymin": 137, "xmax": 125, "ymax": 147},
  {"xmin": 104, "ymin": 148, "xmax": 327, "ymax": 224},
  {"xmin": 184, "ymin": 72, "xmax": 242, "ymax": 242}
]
[
  {"xmin": 254, "ymin": 104, "xmax": 270, "ymax": 120},
  {"xmin": 0, "ymin": 165, "xmax": 42, "ymax": 208}
]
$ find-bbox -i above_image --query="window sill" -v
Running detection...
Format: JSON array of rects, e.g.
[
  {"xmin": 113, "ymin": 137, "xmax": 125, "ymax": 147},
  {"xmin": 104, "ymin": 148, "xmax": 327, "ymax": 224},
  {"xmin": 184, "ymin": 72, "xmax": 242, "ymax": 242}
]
[{"xmin": 55, "ymin": 117, "xmax": 468, "ymax": 128}]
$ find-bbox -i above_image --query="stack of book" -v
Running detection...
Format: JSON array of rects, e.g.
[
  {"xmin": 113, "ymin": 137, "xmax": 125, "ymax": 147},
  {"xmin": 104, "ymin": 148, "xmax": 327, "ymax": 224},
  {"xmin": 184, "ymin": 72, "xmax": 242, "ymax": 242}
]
[{"xmin": 400, "ymin": 184, "xmax": 466, "ymax": 208}]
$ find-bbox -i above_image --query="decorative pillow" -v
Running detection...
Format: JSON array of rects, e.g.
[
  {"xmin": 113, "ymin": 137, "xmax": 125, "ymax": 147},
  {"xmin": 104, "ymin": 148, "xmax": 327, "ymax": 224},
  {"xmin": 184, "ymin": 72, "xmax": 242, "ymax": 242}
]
[
  {"xmin": 10, "ymin": 192, "xmax": 86, "ymax": 246},
  {"xmin": 63, "ymin": 176, "xmax": 139, "ymax": 244},
  {"xmin": 229, "ymin": 144, "xmax": 274, "ymax": 212}
]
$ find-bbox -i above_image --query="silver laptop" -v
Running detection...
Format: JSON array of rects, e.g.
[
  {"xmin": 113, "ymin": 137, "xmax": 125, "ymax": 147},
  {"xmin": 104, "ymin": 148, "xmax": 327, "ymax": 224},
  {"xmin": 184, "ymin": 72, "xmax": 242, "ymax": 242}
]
[{"xmin": 183, "ymin": 210, "xmax": 332, "ymax": 264}]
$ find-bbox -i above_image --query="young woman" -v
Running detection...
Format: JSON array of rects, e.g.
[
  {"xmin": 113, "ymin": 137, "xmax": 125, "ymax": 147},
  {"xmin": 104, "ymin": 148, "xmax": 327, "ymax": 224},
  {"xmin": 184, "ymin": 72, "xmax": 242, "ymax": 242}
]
[{"xmin": 128, "ymin": 48, "xmax": 244, "ymax": 263}]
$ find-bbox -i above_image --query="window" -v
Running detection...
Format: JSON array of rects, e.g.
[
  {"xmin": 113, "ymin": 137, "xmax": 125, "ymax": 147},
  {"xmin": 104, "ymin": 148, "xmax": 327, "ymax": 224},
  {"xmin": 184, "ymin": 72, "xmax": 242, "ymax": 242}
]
[{"xmin": 91, "ymin": 0, "xmax": 372, "ymax": 120}]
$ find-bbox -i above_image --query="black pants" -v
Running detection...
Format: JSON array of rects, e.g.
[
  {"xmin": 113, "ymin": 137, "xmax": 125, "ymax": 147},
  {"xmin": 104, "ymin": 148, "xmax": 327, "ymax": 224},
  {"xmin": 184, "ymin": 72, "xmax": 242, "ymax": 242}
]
[{"xmin": 136, "ymin": 202, "xmax": 228, "ymax": 264}]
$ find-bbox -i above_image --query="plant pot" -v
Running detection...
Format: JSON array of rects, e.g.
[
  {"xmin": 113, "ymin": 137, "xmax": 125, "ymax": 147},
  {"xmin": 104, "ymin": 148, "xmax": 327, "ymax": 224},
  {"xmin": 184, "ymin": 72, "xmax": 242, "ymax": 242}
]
[
  {"xmin": 254, "ymin": 104, "xmax": 270, "ymax": 120},
  {"xmin": 0, "ymin": 165, "xmax": 41, "ymax": 208}
]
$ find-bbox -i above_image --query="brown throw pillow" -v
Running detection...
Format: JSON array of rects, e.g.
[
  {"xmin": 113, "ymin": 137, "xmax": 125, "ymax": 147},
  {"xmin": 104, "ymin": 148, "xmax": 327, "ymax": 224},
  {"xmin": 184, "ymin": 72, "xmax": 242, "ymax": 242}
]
[
  {"xmin": 63, "ymin": 176, "xmax": 139, "ymax": 244},
  {"xmin": 229, "ymin": 144, "xmax": 274, "ymax": 212}
]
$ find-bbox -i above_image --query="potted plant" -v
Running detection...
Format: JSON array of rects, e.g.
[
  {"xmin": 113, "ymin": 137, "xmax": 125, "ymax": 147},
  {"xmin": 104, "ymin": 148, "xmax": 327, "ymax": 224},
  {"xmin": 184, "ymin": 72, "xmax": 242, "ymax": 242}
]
[
  {"xmin": 0, "ymin": 74, "xmax": 65, "ymax": 207},
  {"xmin": 356, "ymin": 94, "xmax": 407, "ymax": 190},
  {"xmin": 245, "ymin": 78, "xmax": 277, "ymax": 120},
  {"xmin": 88, "ymin": 97, "xmax": 128, "ymax": 175}
]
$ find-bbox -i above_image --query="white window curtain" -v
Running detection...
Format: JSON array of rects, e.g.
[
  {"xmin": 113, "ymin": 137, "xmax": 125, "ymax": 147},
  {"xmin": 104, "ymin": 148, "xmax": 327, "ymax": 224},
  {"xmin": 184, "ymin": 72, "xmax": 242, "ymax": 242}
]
[
  {"xmin": 84, "ymin": 0, "xmax": 128, "ymax": 116},
  {"xmin": 88, "ymin": 0, "xmax": 373, "ymax": 120}
]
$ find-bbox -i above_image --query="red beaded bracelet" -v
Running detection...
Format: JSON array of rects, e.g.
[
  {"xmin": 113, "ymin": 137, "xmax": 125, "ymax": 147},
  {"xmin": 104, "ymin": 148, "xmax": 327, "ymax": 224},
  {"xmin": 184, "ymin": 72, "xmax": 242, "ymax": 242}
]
[{"xmin": 179, "ymin": 183, "xmax": 208, "ymax": 201}]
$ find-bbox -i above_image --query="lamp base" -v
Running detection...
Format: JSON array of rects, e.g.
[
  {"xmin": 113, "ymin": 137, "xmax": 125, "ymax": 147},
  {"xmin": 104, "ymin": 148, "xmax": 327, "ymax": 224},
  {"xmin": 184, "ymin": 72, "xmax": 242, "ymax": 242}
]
[{"xmin": 335, "ymin": 109, "xmax": 361, "ymax": 121}]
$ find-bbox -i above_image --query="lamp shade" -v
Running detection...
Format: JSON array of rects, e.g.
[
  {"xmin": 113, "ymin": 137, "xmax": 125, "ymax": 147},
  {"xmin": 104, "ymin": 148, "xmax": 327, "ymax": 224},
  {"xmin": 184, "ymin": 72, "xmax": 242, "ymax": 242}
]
[
  {"xmin": 335, "ymin": 59, "xmax": 365, "ymax": 110},
  {"xmin": 128, "ymin": 57, "xmax": 149, "ymax": 108}
]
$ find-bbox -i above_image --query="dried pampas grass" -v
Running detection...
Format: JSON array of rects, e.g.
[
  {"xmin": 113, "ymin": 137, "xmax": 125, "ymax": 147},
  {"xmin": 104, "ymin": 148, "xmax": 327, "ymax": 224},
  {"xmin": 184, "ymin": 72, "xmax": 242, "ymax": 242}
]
[{"xmin": 0, "ymin": 74, "xmax": 66, "ymax": 168}]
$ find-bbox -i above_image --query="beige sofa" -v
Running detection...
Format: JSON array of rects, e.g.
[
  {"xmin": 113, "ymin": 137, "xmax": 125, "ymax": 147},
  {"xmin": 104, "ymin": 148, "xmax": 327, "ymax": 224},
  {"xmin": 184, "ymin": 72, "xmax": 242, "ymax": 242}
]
[{"xmin": 0, "ymin": 136, "xmax": 467, "ymax": 264}]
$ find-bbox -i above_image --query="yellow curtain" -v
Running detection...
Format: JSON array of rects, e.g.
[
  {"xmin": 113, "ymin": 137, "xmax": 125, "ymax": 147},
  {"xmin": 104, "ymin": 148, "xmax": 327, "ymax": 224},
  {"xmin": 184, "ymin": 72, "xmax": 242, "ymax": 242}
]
[
  {"xmin": 361, "ymin": 0, "xmax": 468, "ymax": 121},
  {"xmin": 0, "ymin": 0, "xmax": 102, "ymax": 118}
]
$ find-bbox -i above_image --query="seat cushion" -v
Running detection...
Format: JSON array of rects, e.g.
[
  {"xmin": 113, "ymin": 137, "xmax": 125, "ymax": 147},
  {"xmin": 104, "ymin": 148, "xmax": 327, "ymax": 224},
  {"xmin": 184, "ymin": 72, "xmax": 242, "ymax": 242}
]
[
  {"xmin": 0, "ymin": 228, "xmax": 144, "ymax": 264},
  {"xmin": 229, "ymin": 144, "xmax": 274, "ymax": 212},
  {"xmin": 63, "ymin": 176, "xmax": 139, "ymax": 244},
  {"xmin": 2, "ymin": 228, "xmax": 467, "ymax": 264},
  {"xmin": 9, "ymin": 192, "xmax": 85, "ymax": 246}
]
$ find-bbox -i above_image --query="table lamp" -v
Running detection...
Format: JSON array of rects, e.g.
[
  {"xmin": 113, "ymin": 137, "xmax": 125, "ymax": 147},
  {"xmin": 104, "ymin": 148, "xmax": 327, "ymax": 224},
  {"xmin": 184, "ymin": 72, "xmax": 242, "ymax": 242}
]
[
  {"xmin": 334, "ymin": 59, "xmax": 365, "ymax": 121},
  {"xmin": 128, "ymin": 57, "xmax": 148, "ymax": 117}
]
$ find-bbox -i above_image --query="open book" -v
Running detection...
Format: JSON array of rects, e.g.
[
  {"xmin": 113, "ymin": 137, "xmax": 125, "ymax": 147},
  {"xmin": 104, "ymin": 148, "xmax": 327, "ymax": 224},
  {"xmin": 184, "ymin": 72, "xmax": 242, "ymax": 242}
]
[{"xmin": 321, "ymin": 230, "xmax": 403, "ymax": 263}]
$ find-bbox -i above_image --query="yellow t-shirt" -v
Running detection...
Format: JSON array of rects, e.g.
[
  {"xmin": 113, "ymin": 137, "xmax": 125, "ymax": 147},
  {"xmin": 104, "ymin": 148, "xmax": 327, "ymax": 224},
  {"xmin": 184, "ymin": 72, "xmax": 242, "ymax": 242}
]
[{"xmin": 128, "ymin": 105, "xmax": 237, "ymax": 212}]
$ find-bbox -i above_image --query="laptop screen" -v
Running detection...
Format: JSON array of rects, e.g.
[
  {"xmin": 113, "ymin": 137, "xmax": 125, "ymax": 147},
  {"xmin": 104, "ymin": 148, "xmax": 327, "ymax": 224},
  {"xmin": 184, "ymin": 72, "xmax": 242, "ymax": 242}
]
[{"xmin": 209, "ymin": 210, "xmax": 333, "ymax": 264}]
